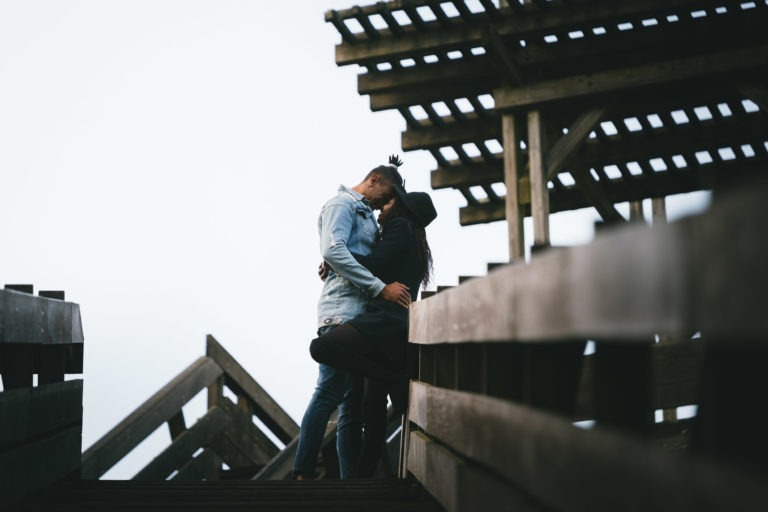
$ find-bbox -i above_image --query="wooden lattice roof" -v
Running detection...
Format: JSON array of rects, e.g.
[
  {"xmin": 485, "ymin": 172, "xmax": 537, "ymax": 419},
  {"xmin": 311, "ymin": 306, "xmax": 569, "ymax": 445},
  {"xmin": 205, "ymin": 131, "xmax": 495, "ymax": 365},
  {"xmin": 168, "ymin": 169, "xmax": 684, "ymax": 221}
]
[{"xmin": 325, "ymin": 0, "xmax": 768, "ymax": 225}]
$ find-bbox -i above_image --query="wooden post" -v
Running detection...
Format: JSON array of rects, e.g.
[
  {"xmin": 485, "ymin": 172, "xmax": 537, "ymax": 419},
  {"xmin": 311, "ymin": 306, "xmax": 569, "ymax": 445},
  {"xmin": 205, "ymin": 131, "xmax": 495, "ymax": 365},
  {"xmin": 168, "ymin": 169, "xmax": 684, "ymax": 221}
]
[
  {"xmin": 528, "ymin": 110, "xmax": 550, "ymax": 249},
  {"xmin": 652, "ymin": 197, "xmax": 667, "ymax": 226},
  {"xmin": 502, "ymin": 113, "xmax": 525, "ymax": 262},
  {"xmin": 629, "ymin": 200, "xmax": 644, "ymax": 223}
]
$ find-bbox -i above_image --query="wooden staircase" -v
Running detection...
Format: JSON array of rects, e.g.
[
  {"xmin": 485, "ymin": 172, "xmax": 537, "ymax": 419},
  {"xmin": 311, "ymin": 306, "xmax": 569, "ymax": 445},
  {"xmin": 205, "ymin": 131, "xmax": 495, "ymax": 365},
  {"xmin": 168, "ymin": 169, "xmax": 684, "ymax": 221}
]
[{"xmin": 21, "ymin": 479, "xmax": 442, "ymax": 512}]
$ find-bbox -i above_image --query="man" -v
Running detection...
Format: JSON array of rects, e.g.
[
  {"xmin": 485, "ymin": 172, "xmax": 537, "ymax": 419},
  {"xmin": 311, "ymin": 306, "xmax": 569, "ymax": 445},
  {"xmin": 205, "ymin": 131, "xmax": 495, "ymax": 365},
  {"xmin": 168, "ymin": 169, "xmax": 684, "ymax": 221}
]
[{"xmin": 292, "ymin": 158, "xmax": 410, "ymax": 479}]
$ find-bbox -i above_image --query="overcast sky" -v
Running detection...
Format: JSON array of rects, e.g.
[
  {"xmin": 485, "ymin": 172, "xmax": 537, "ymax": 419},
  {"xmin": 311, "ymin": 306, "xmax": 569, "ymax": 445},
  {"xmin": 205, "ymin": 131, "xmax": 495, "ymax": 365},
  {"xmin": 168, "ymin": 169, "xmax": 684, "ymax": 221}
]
[{"xmin": 0, "ymin": 1, "xmax": 707, "ymax": 479}]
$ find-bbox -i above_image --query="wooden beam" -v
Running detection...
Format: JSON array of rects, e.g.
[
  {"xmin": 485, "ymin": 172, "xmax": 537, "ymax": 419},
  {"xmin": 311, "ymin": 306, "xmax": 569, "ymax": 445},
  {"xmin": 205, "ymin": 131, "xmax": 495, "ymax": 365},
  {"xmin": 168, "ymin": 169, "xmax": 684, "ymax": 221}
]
[
  {"xmin": 411, "ymin": 181, "xmax": 768, "ymax": 343},
  {"xmin": 494, "ymin": 45, "xmax": 768, "ymax": 111},
  {"xmin": 0, "ymin": 289, "xmax": 84, "ymax": 345},
  {"xmin": 407, "ymin": 381, "xmax": 768, "ymax": 511},
  {"xmin": 401, "ymin": 116, "xmax": 499, "ymax": 151},
  {"xmin": 546, "ymin": 106, "xmax": 609, "ymax": 181},
  {"xmin": 81, "ymin": 356, "xmax": 223, "ymax": 479},
  {"xmin": 206, "ymin": 335, "xmax": 299, "ymax": 444},
  {"xmin": 735, "ymin": 82, "xmax": 768, "ymax": 114}
]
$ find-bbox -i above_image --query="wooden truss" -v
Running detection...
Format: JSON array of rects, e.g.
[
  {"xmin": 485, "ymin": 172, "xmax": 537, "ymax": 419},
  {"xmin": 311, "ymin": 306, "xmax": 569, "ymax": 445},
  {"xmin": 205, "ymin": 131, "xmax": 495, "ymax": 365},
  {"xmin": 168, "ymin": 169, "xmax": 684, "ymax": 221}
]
[{"xmin": 326, "ymin": 0, "xmax": 768, "ymax": 260}]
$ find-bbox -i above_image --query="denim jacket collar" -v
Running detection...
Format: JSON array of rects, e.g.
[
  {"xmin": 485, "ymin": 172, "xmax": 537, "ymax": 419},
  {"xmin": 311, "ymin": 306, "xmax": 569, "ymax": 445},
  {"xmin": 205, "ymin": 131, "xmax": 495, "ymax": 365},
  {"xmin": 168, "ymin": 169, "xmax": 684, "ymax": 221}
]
[{"xmin": 338, "ymin": 184, "xmax": 371, "ymax": 209}]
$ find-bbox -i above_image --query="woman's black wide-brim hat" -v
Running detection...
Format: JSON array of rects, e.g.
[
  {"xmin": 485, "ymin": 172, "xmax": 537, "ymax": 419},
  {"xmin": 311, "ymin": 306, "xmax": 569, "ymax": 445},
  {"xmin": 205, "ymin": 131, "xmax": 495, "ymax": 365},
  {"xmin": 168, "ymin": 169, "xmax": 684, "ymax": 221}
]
[{"xmin": 394, "ymin": 184, "xmax": 437, "ymax": 227}]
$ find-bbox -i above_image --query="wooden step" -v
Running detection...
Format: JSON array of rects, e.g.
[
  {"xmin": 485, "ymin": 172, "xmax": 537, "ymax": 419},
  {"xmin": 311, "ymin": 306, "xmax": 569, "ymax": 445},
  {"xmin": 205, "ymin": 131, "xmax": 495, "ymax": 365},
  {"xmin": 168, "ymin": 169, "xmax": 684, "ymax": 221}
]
[{"xmin": 22, "ymin": 479, "xmax": 443, "ymax": 512}]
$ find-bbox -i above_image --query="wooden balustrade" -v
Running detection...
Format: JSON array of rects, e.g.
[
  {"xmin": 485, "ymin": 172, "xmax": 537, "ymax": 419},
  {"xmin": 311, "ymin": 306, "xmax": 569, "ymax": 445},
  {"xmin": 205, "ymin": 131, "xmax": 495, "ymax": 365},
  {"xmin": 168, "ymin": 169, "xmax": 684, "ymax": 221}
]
[
  {"xmin": 0, "ymin": 286, "xmax": 84, "ymax": 509},
  {"xmin": 81, "ymin": 335, "xmax": 299, "ymax": 481},
  {"xmin": 402, "ymin": 182, "xmax": 768, "ymax": 511}
]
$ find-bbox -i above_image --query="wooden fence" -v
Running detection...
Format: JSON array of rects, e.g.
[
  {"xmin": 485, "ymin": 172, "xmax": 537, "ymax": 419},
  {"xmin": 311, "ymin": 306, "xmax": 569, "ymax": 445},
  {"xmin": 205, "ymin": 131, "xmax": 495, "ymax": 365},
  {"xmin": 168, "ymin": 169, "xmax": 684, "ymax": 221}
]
[
  {"xmin": 402, "ymin": 181, "xmax": 768, "ymax": 511},
  {"xmin": 81, "ymin": 335, "xmax": 299, "ymax": 481},
  {"xmin": 0, "ymin": 286, "xmax": 84, "ymax": 509}
]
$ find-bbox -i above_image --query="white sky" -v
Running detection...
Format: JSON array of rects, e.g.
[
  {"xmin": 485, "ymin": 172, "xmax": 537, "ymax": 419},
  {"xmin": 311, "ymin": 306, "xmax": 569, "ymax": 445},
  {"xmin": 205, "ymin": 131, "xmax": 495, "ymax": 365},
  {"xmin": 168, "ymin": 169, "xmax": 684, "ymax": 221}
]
[{"xmin": 0, "ymin": 1, "xmax": 708, "ymax": 479}]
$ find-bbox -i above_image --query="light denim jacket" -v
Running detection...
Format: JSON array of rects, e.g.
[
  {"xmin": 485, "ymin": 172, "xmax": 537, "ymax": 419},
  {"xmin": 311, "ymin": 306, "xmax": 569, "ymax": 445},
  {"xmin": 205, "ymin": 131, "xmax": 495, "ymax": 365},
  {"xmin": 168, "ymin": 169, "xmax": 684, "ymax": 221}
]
[{"xmin": 317, "ymin": 185, "xmax": 386, "ymax": 329}]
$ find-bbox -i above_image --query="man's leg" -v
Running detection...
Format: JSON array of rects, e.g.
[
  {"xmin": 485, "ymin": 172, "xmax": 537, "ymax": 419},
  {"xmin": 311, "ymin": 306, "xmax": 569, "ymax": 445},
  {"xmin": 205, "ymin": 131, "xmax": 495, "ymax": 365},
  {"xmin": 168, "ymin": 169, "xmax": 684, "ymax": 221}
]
[
  {"xmin": 359, "ymin": 378, "xmax": 390, "ymax": 478},
  {"xmin": 293, "ymin": 363, "xmax": 350, "ymax": 478},
  {"xmin": 337, "ymin": 373, "xmax": 363, "ymax": 478}
]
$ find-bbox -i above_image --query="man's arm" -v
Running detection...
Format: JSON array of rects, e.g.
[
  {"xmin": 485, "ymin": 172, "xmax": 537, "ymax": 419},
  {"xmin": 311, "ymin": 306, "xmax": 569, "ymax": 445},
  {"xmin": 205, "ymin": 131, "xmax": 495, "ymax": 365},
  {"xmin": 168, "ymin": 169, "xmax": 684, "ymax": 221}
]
[
  {"xmin": 320, "ymin": 201, "xmax": 386, "ymax": 297},
  {"xmin": 353, "ymin": 218, "xmax": 410, "ymax": 276}
]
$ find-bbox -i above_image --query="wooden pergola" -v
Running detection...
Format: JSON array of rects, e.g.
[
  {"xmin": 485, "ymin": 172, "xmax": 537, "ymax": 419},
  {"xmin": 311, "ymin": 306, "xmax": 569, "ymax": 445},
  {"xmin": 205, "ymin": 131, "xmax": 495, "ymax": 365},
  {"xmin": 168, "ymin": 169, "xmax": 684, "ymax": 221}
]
[{"xmin": 325, "ymin": 0, "xmax": 768, "ymax": 260}]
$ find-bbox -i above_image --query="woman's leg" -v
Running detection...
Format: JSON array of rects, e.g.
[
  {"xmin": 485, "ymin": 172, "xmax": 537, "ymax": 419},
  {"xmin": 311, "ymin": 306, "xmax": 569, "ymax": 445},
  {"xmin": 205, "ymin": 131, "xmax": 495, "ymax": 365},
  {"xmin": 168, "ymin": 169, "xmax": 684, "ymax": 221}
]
[
  {"xmin": 359, "ymin": 378, "xmax": 389, "ymax": 478},
  {"xmin": 310, "ymin": 323, "xmax": 396, "ymax": 380}
]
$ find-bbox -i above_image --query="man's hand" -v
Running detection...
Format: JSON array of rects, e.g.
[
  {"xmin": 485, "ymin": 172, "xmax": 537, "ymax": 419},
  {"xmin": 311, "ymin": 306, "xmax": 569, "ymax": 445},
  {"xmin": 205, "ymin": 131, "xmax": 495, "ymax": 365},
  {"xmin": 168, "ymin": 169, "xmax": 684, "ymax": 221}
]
[
  {"xmin": 379, "ymin": 282, "xmax": 411, "ymax": 308},
  {"xmin": 318, "ymin": 261, "xmax": 329, "ymax": 281}
]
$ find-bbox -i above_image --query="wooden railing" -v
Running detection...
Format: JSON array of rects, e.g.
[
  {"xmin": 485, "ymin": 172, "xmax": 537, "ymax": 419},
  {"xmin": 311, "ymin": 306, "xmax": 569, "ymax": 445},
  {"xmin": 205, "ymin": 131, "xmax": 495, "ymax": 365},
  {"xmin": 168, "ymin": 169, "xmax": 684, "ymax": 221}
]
[
  {"xmin": 82, "ymin": 335, "xmax": 299, "ymax": 481},
  {"xmin": 0, "ymin": 286, "xmax": 84, "ymax": 509},
  {"xmin": 402, "ymin": 182, "xmax": 768, "ymax": 511}
]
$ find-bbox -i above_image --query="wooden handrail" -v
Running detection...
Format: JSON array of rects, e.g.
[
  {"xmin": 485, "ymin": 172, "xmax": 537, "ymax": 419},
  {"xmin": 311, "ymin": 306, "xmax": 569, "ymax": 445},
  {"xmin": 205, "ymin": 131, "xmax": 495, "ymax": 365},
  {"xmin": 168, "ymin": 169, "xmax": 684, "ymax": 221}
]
[{"xmin": 81, "ymin": 356, "xmax": 223, "ymax": 479}]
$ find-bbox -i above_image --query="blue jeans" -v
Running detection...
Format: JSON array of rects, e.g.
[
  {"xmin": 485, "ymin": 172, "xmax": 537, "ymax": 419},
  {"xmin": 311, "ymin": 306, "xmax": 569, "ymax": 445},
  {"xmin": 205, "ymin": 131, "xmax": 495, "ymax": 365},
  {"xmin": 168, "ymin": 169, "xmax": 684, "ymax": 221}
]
[{"xmin": 293, "ymin": 331, "xmax": 360, "ymax": 478}]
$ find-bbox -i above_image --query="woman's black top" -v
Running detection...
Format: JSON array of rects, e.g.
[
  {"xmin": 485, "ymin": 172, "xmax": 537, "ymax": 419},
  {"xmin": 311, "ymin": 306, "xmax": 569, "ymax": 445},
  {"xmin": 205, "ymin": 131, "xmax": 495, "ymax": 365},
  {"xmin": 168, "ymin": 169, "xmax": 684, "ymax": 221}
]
[{"xmin": 347, "ymin": 217, "xmax": 421, "ymax": 361}]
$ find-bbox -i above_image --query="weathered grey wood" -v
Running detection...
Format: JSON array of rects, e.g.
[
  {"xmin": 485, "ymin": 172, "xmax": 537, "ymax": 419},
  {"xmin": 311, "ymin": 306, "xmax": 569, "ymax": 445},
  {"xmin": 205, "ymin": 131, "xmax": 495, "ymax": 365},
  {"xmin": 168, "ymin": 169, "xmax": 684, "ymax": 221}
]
[
  {"xmin": 411, "ymin": 182, "xmax": 768, "ymax": 344},
  {"xmin": 545, "ymin": 106, "xmax": 608, "ymax": 181},
  {"xmin": 502, "ymin": 113, "xmax": 525, "ymax": 261},
  {"xmin": 167, "ymin": 410, "xmax": 186, "ymax": 441},
  {"xmin": 407, "ymin": 430, "xmax": 540, "ymax": 512},
  {"xmin": 217, "ymin": 397, "xmax": 280, "ymax": 464},
  {"xmin": 0, "ymin": 289, "xmax": 83, "ymax": 345},
  {"xmin": 206, "ymin": 335, "xmax": 298, "ymax": 444},
  {"xmin": 0, "ymin": 379, "xmax": 83, "ymax": 448},
  {"xmin": 401, "ymin": 116, "xmax": 499, "ymax": 151},
  {"xmin": 493, "ymin": 45, "xmax": 768, "ymax": 111},
  {"xmin": 0, "ymin": 344, "xmax": 35, "ymax": 389},
  {"xmin": 37, "ymin": 345, "xmax": 66, "ymax": 385},
  {"xmin": 81, "ymin": 356, "xmax": 223, "ymax": 479},
  {"xmin": 736, "ymin": 82, "xmax": 768, "ymax": 114},
  {"xmin": 134, "ymin": 405, "xmax": 230, "ymax": 480},
  {"xmin": 528, "ymin": 109, "xmax": 550, "ymax": 248},
  {"xmin": 408, "ymin": 381, "xmax": 768, "ymax": 511},
  {"xmin": 0, "ymin": 425, "xmax": 82, "ymax": 510},
  {"xmin": 172, "ymin": 448, "xmax": 223, "ymax": 481}
]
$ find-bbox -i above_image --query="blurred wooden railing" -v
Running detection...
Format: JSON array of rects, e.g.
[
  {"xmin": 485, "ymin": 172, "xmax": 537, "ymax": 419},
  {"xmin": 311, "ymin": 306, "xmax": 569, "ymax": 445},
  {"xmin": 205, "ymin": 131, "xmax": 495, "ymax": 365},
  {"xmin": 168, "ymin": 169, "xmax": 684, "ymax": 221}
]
[
  {"xmin": 81, "ymin": 335, "xmax": 299, "ymax": 481},
  {"xmin": 402, "ymin": 182, "xmax": 768, "ymax": 511},
  {"xmin": 0, "ymin": 286, "xmax": 84, "ymax": 509}
]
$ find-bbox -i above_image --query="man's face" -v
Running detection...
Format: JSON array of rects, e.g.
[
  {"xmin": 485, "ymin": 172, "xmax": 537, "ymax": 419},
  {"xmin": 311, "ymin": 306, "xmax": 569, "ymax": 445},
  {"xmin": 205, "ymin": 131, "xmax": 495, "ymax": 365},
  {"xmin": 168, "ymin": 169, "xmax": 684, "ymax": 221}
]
[{"xmin": 366, "ymin": 179, "xmax": 394, "ymax": 210}]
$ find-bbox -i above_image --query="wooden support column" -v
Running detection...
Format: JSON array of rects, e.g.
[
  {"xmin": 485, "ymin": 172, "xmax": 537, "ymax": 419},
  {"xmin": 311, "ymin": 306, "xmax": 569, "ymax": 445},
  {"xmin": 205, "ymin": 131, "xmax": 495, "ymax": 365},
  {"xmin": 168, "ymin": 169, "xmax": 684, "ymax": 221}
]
[
  {"xmin": 528, "ymin": 110, "xmax": 550, "ymax": 249},
  {"xmin": 652, "ymin": 197, "xmax": 667, "ymax": 226},
  {"xmin": 629, "ymin": 200, "xmax": 645, "ymax": 223},
  {"xmin": 502, "ymin": 113, "xmax": 525, "ymax": 262}
]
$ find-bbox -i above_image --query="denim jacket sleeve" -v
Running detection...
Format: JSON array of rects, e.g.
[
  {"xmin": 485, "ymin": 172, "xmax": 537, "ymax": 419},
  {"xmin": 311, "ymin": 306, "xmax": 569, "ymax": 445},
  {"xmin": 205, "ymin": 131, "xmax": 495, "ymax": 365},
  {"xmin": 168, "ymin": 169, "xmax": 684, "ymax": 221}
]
[
  {"xmin": 354, "ymin": 217, "xmax": 411, "ymax": 276},
  {"xmin": 320, "ymin": 200, "xmax": 386, "ymax": 297}
]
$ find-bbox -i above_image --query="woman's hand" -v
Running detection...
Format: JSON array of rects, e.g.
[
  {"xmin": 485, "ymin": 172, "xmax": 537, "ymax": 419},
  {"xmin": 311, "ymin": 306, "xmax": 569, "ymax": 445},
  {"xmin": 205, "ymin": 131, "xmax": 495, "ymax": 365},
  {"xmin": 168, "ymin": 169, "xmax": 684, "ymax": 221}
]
[
  {"xmin": 379, "ymin": 282, "xmax": 411, "ymax": 308},
  {"xmin": 318, "ymin": 261, "xmax": 329, "ymax": 281}
]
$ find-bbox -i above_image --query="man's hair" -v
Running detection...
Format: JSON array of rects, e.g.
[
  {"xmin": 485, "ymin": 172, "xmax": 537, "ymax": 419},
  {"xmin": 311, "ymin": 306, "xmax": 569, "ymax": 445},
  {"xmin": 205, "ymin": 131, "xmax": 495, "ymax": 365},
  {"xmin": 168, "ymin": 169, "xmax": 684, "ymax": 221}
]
[{"xmin": 364, "ymin": 165, "xmax": 403, "ymax": 188}]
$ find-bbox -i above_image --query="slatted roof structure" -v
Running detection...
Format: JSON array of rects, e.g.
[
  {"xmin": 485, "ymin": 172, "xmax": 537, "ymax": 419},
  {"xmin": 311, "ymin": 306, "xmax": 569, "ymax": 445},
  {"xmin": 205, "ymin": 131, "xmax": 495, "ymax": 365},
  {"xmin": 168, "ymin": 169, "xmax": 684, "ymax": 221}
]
[{"xmin": 325, "ymin": 0, "xmax": 768, "ymax": 259}]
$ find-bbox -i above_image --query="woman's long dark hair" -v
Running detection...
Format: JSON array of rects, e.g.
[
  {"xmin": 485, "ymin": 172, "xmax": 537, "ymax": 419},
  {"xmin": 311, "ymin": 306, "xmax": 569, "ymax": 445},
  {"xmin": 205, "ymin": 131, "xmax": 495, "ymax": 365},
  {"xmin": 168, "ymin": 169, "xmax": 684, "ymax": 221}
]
[{"xmin": 384, "ymin": 198, "xmax": 433, "ymax": 287}]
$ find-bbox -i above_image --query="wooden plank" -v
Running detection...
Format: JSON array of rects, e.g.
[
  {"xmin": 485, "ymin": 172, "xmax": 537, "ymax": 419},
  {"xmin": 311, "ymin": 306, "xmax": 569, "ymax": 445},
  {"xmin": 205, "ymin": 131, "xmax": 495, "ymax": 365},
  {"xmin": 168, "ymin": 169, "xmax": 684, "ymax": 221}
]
[
  {"xmin": 0, "ymin": 289, "xmax": 83, "ymax": 345},
  {"xmin": 412, "ymin": 182, "xmax": 768, "ymax": 343},
  {"xmin": 0, "ymin": 379, "xmax": 83, "ymax": 448},
  {"xmin": 493, "ymin": 45, "xmax": 768, "ymax": 111},
  {"xmin": 408, "ymin": 381, "xmax": 768, "ymax": 511},
  {"xmin": 0, "ymin": 344, "xmax": 34, "ymax": 389},
  {"xmin": 206, "ymin": 335, "xmax": 298, "ymax": 444},
  {"xmin": 546, "ymin": 106, "xmax": 608, "ymax": 181},
  {"xmin": 502, "ymin": 113, "xmax": 525, "ymax": 262},
  {"xmin": 406, "ymin": 430, "xmax": 541, "ymax": 512},
  {"xmin": 81, "ymin": 356, "xmax": 223, "ymax": 479},
  {"xmin": 0, "ymin": 425, "xmax": 81, "ymax": 510},
  {"xmin": 217, "ymin": 397, "xmax": 280, "ymax": 464},
  {"xmin": 173, "ymin": 448, "xmax": 223, "ymax": 481},
  {"xmin": 736, "ymin": 82, "xmax": 768, "ymax": 113}
]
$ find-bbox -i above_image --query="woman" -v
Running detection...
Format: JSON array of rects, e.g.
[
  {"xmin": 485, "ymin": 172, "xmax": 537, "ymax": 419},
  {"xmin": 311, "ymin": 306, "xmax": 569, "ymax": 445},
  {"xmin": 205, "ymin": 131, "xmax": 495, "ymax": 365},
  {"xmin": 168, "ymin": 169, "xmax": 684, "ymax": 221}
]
[{"xmin": 310, "ymin": 182, "xmax": 436, "ymax": 477}]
